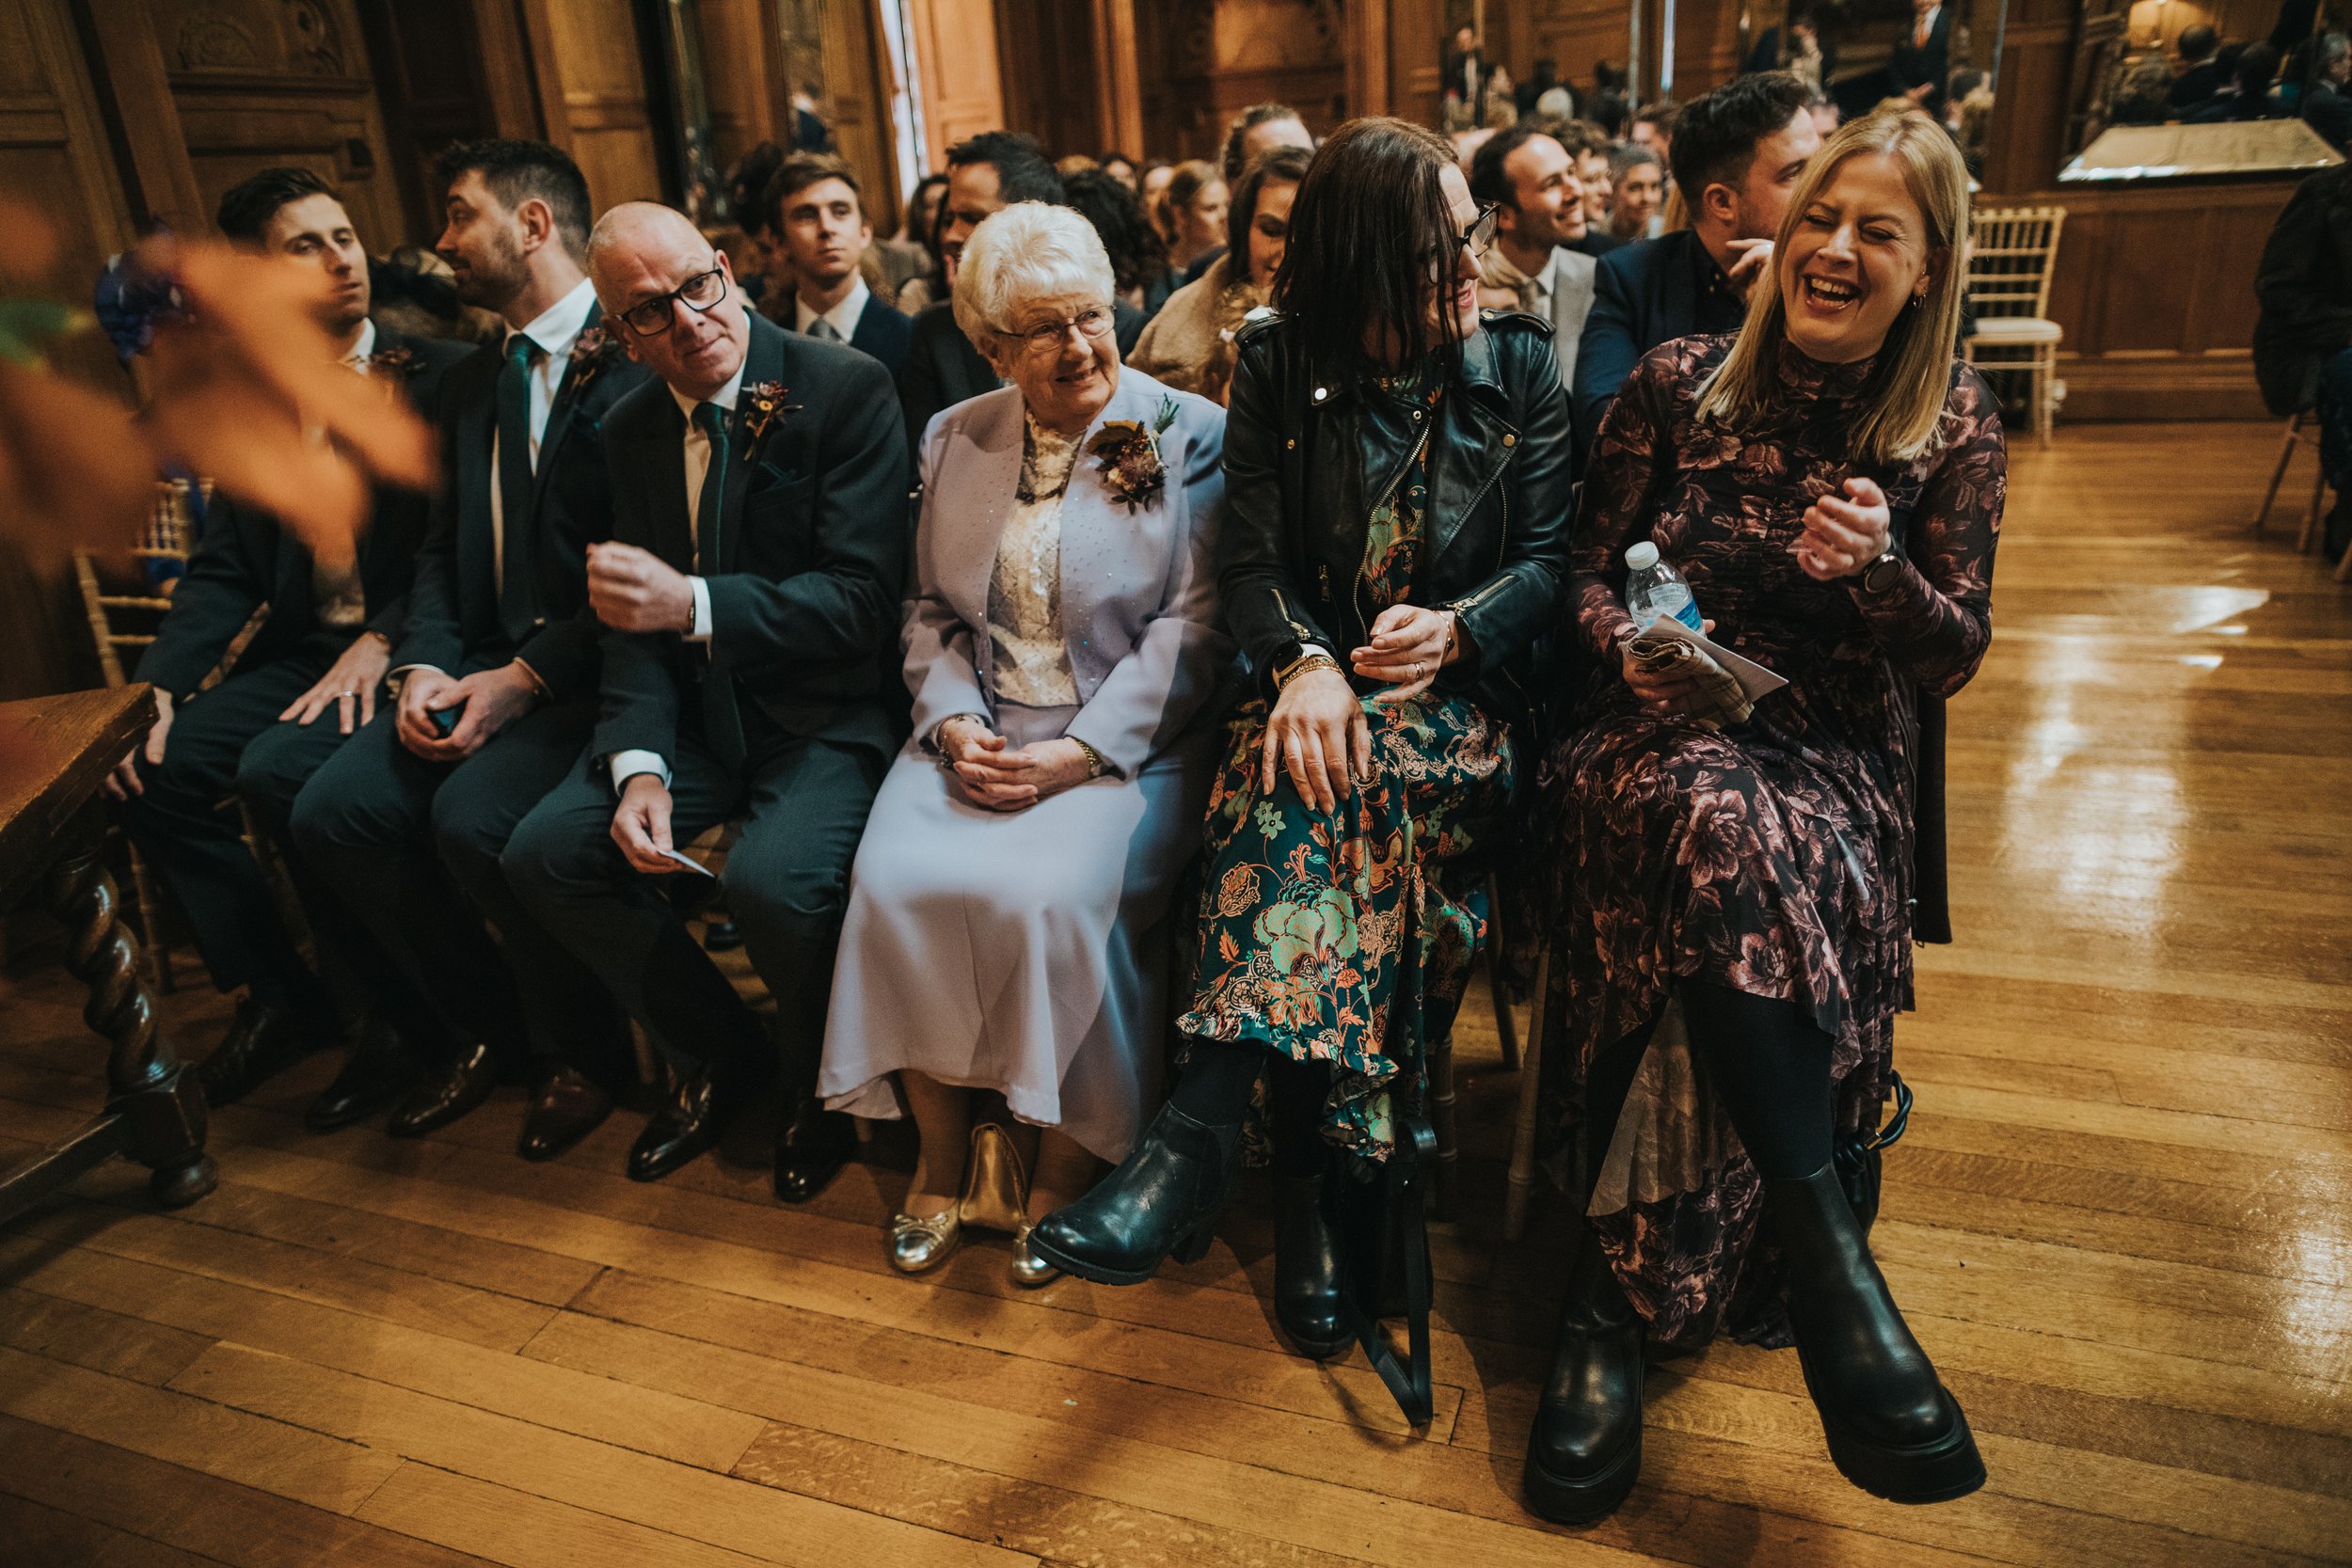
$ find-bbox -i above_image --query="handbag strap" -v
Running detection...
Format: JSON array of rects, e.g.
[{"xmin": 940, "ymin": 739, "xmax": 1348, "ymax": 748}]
[{"xmin": 1343, "ymin": 1116, "xmax": 1437, "ymax": 1427}]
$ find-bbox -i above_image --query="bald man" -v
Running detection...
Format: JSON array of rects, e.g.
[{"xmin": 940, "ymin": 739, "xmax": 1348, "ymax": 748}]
[{"xmin": 501, "ymin": 202, "xmax": 911, "ymax": 1194}]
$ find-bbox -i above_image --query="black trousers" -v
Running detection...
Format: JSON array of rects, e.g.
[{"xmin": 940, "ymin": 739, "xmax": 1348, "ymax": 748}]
[
  {"xmin": 289, "ymin": 690, "xmax": 632, "ymax": 1087},
  {"xmin": 501, "ymin": 705, "xmax": 882, "ymax": 1084},
  {"xmin": 119, "ymin": 635, "xmax": 391, "ymax": 1012}
]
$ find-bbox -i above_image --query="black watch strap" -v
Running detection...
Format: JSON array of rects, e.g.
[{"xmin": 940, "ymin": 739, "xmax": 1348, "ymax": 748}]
[{"xmin": 1859, "ymin": 552, "xmax": 1904, "ymax": 594}]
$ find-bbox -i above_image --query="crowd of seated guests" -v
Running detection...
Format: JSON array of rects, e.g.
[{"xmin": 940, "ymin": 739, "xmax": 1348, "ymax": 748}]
[
  {"xmin": 103, "ymin": 65, "xmax": 2026, "ymax": 1528},
  {"xmin": 2106, "ymin": 16, "xmax": 2351, "ymax": 150}
]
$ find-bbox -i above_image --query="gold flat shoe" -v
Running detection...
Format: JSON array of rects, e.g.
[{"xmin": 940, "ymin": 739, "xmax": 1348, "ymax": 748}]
[
  {"xmin": 1010, "ymin": 1221, "xmax": 1062, "ymax": 1288},
  {"xmin": 887, "ymin": 1208, "xmax": 961, "ymax": 1273},
  {"xmin": 960, "ymin": 1121, "xmax": 1029, "ymax": 1234}
]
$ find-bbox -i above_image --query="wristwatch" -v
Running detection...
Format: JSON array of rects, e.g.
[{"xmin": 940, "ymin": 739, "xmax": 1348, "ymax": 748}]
[{"xmin": 1858, "ymin": 551, "xmax": 1905, "ymax": 594}]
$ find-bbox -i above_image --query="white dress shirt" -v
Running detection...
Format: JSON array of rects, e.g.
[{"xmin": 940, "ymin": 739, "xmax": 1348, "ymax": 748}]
[
  {"xmin": 315, "ymin": 320, "xmax": 380, "ymax": 626},
  {"xmin": 611, "ymin": 360, "xmax": 746, "ymax": 791},
  {"xmin": 793, "ymin": 275, "xmax": 869, "ymax": 345}
]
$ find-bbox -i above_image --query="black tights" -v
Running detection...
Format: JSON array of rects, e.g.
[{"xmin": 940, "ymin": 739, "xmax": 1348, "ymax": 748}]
[
  {"xmin": 1679, "ymin": 980, "xmax": 1836, "ymax": 1180},
  {"xmin": 1171, "ymin": 1038, "xmax": 1332, "ymax": 1177}
]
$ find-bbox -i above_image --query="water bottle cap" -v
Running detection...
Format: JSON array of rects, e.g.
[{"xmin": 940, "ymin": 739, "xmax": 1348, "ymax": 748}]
[{"xmin": 1625, "ymin": 541, "xmax": 1660, "ymax": 571}]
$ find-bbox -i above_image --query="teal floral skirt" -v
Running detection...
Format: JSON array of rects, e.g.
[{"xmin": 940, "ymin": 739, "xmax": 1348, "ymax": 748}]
[{"xmin": 1177, "ymin": 690, "xmax": 1514, "ymax": 1155}]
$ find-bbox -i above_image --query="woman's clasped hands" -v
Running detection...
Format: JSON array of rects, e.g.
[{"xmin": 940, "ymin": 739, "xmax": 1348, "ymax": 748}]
[
  {"xmin": 1794, "ymin": 475, "xmax": 1894, "ymax": 581},
  {"xmin": 1261, "ymin": 604, "xmax": 1459, "ymax": 814},
  {"xmin": 938, "ymin": 717, "xmax": 1095, "ymax": 813}
]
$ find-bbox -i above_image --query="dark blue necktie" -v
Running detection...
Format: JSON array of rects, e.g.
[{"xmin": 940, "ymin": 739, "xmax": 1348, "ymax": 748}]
[
  {"xmin": 495, "ymin": 332, "xmax": 540, "ymax": 639},
  {"xmin": 691, "ymin": 401, "xmax": 745, "ymax": 768}
]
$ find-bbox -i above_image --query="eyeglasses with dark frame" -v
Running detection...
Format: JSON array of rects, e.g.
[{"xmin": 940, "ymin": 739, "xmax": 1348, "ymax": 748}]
[
  {"xmin": 1002, "ymin": 305, "xmax": 1116, "ymax": 357},
  {"xmin": 613, "ymin": 265, "xmax": 729, "ymax": 336},
  {"xmin": 1426, "ymin": 204, "xmax": 1503, "ymax": 277}
]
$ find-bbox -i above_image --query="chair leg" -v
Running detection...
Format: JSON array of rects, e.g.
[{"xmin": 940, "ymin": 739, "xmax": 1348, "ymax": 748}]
[
  {"xmin": 2301, "ymin": 458, "xmax": 2328, "ymax": 557},
  {"xmin": 2254, "ymin": 416, "xmax": 2301, "ymax": 533},
  {"xmin": 1427, "ymin": 1031, "xmax": 1459, "ymax": 1223},
  {"xmin": 1502, "ymin": 945, "xmax": 1551, "ymax": 1243},
  {"xmin": 2035, "ymin": 355, "xmax": 2055, "ymax": 448},
  {"xmin": 1484, "ymin": 872, "xmax": 1518, "ymax": 1073}
]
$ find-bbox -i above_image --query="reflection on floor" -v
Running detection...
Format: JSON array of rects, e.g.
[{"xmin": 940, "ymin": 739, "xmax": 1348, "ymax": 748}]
[{"xmin": 1, "ymin": 419, "xmax": 2346, "ymax": 1566}]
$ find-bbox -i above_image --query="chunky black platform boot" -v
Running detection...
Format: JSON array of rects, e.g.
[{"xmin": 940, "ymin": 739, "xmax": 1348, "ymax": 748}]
[
  {"xmin": 1026, "ymin": 1101, "xmax": 1241, "ymax": 1285},
  {"xmin": 1522, "ymin": 1226, "xmax": 1645, "ymax": 1525},
  {"xmin": 1273, "ymin": 1172, "xmax": 1350, "ymax": 1358},
  {"xmin": 1771, "ymin": 1163, "xmax": 1985, "ymax": 1503}
]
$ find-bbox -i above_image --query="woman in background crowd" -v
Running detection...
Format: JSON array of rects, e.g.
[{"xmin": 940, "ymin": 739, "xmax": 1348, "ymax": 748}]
[
  {"xmin": 1031, "ymin": 119, "xmax": 1572, "ymax": 1370},
  {"xmin": 820, "ymin": 203, "xmax": 1232, "ymax": 1286},
  {"xmin": 1523, "ymin": 105, "xmax": 1998, "ymax": 1524},
  {"xmin": 1062, "ymin": 166, "xmax": 1183, "ymax": 320},
  {"xmin": 1607, "ymin": 145, "xmax": 1667, "ymax": 241},
  {"xmin": 1128, "ymin": 145, "xmax": 1311, "ymax": 402},
  {"xmin": 1162, "ymin": 160, "xmax": 1231, "ymax": 275},
  {"xmin": 884, "ymin": 171, "xmax": 950, "ymax": 308}
]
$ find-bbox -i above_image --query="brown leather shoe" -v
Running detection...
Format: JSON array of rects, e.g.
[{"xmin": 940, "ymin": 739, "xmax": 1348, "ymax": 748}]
[
  {"xmin": 518, "ymin": 1066, "xmax": 612, "ymax": 1162},
  {"xmin": 386, "ymin": 1041, "xmax": 497, "ymax": 1138}
]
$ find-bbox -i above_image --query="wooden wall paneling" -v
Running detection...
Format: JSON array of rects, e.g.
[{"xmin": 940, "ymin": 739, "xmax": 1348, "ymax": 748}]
[
  {"xmin": 513, "ymin": 0, "xmax": 576, "ymax": 148},
  {"xmin": 64, "ymin": 0, "xmax": 209, "ymax": 231},
  {"xmin": 1390, "ymin": 0, "xmax": 1445, "ymax": 127},
  {"xmin": 533, "ymin": 0, "xmax": 663, "ymax": 210},
  {"xmin": 355, "ymin": 0, "xmax": 509, "ymax": 244},
  {"xmin": 1345, "ymin": 0, "xmax": 1392, "ymax": 118},
  {"xmin": 694, "ymin": 0, "xmax": 773, "ymax": 181},
  {"xmin": 814, "ymin": 0, "xmax": 900, "ymax": 229},
  {"xmin": 905, "ymin": 0, "xmax": 1003, "ymax": 171},
  {"xmin": 466, "ymin": 0, "xmax": 550, "ymax": 139},
  {"xmin": 1518, "ymin": 0, "xmax": 1631, "ymax": 113},
  {"xmin": 995, "ymin": 0, "xmax": 1104, "ymax": 162},
  {"xmin": 1090, "ymin": 0, "xmax": 1143, "ymax": 157}
]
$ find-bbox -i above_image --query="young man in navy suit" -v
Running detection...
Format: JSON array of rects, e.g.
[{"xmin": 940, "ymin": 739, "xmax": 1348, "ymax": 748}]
[
  {"xmin": 761, "ymin": 152, "xmax": 912, "ymax": 377},
  {"xmin": 502, "ymin": 203, "xmax": 910, "ymax": 1194},
  {"xmin": 291, "ymin": 140, "xmax": 652, "ymax": 1159},
  {"xmin": 104, "ymin": 167, "xmax": 466, "ymax": 1126}
]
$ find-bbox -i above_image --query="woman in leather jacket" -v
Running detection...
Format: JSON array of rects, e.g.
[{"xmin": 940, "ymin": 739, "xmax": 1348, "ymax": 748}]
[{"xmin": 1030, "ymin": 118, "xmax": 1575, "ymax": 1356}]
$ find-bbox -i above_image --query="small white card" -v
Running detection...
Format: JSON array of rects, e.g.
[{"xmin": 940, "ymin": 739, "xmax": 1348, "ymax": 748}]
[
  {"xmin": 659, "ymin": 847, "xmax": 717, "ymax": 878},
  {"xmin": 1633, "ymin": 617, "xmax": 1789, "ymax": 702}
]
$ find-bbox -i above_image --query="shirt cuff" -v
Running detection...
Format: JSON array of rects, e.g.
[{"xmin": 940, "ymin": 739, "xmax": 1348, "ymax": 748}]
[
  {"xmin": 611, "ymin": 750, "xmax": 672, "ymax": 791},
  {"xmin": 687, "ymin": 577, "xmax": 712, "ymax": 642}
]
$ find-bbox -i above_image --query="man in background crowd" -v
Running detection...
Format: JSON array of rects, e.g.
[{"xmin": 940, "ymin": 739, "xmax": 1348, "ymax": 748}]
[{"xmin": 761, "ymin": 152, "xmax": 913, "ymax": 376}]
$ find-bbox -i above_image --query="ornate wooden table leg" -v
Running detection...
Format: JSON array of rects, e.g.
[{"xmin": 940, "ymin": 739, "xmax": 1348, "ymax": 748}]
[{"xmin": 42, "ymin": 810, "xmax": 215, "ymax": 1208}]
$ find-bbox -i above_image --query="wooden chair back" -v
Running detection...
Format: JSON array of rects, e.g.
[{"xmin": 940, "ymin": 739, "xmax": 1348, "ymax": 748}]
[
  {"xmin": 73, "ymin": 478, "xmax": 209, "ymax": 687},
  {"xmin": 1963, "ymin": 205, "xmax": 2066, "ymax": 324}
]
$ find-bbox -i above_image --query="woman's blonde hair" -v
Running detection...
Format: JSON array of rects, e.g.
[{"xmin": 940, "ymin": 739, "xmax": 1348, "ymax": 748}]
[{"xmin": 1694, "ymin": 105, "xmax": 1971, "ymax": 467}]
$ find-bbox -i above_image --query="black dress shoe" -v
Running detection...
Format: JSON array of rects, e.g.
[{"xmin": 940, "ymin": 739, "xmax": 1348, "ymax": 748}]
[
  {"xmin": 198, "ymin": 993, "xmax": 318, "ymax": 1106},
  {"xmin": 1770, "ymin": 1163, "xmax": 1985, "ymax": 1504},
  {"xmin": 1274, "ymin": 1171, "xmax": 1350, "ymax": 1359},
  {"xmin": 1523, "ymin": 1226, "xmax": 1646, "ymax": 1525},
  {"xmin": 772, "ymin": 1093, "xmax": 855, "ymax": 1202},
  {"xmin": 1026, "ymin": 1101, "xmax": 1239, "ymax": 1285},
  {"xmin": 628, "ymin": 1067, "xmax": 737, "ymax": 1182},
  {"xmin": 386, "ymin": 1041, "xmax": 498, "ymax": 1138},
  {"xmin": 518, "ymin": 1066, "xmax": 612, "ymax": 1162},
  {"xmin": 303, "ymin": 1021, "xmax": 417, "ymax": 1132}
]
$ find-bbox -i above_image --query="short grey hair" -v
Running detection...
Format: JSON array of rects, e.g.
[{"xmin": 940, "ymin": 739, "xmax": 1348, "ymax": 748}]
[{"xmin": 951, "ymin": 201, "xmax": 1116, "ymax": 348}]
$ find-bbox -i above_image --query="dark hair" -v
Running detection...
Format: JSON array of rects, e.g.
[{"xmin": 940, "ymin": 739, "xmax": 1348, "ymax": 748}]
[
  {"xmin": 1632, "ymin": 100, "xmax": 1680, "ymax": 135},
  {"xmin": 1061, "ymin": 166, "xmax": 1169, "ymax": 293},
  {"xmin": 1469, "ymin": 123, "xmax": 1558, "ymax": 212},
  {"xmin": 434, "ymin": 138, "xmax": 593, "ymax": 256},
  {"xmin": 1221, "ymin": 102, "xmax": 1306, "ymax": 182},
  {"xmin": 1098, "ymin": 150, "xmax": 1136, "ymax": 171},
  {"xmin": 1593, "ymin": 60, "xmax": 1627, "ymax": 93},
  {"xmin": 1586, "ymin": 90, "xmax": 1630, "ymax": 137},
  {"xmin": 758, "ymin": 151, "xmax": 863, "ymax": 236},
  {"xmin": 946, "ymin": 130, "xmax": 1064, "ymax": 205},
  {"xmin": 1273, "ymin": 117, "xmax": 1462, "ymax": 381},
  {"xmin": 1226, "ymin": 143, "xmax": 1313, "ymax": 283},
  {"xmin": 216, "ymin": 166, "xmax": 336, "ymax": 244},
  {"xmin": 1669, "ymin": 71, "xmax": 1808, "ymax": 200},
  {"xmin": 724, "ymin": 142, "xmax": 787, "ymax": 233},
  {"xmin": 904, "ymin": 171, "xmax": 948, "ymax": 247},
  {"xmin": 2217, "ymin": 41, "xmax": 2248, "ymax": 77},
  {"xmin": 2178, "ymin": 24, "xmax": 2218, "ymax": 61},
  {"xmin": 2236, "ymin": 40, "xmax": 2282, "ymax": 94}
]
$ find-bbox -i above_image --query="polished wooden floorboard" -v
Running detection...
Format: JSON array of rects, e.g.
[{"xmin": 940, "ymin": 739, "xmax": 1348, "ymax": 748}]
[{"xmin": 1, "ymin": 419, "xmax": 2346, "ymax": 1566}]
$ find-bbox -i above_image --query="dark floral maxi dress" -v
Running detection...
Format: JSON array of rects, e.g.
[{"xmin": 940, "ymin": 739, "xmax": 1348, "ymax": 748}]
[
  {"xmin": 1182, "ymin": 381, "xmax": 1513, "ymax": 1156},
  {"xmin": 1534, "ymin": 336, "xmax": 2005, "ymax": 1350}
]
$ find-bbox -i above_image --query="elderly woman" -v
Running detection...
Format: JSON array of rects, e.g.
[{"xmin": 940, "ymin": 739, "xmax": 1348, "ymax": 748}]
[
  {"xmin": 818, "ymin": 201, "xmax": 1233, "ymax": 1284},
  {"xmin": 1523, "ymin": 107, "xmax": 1996, "ymax": 1523},
  {"xmin": 1032, "ymin": 119, "xmax": 1573, "ymax": 1364},
  {"xmin": 1129, "ymin": 145, "xmax": 1312, "ymax": 403}
]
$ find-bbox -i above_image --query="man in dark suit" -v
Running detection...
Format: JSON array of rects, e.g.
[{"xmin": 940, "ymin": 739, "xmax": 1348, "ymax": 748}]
[
  {"xmin": 759, "ymin": 151, "xmax": 912, "ymax": 376},
  {"xmin": 289, "ymin": 140, "xmax": 651, "ymax": 1158},
  {"xmin": 2255, "ymin": 161, "xmax": 2352, "ymax": 560},
  {"xmin": 502, "ymin": 203, "xmax": 909, "ymax": 1193},
  {"xmin": 1573, "ymin": 71, "xmax": 1820, "ymax": 438},
  {"xmin": 898, "ymin": 131, "xmax": 1064, "ymax": 451},
  {"xmin": 2169, "ymin": 24, "xmax": 2227, "ymax": 109},
  {"xmin": 1890, "ymin": 0, "xmax": 1952, "ymax": 115},
  {"xmin": 103, "ymin": 166, "xmax": 466, "ymax": 1124}
]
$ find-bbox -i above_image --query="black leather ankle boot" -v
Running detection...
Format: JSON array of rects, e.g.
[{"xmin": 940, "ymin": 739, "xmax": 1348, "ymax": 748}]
[
  {"xmin": 1026, "ymin": 1102, "xmax": 1240, "ymax": 1285},
  {"xmin": 1274, "ymin": 1171, "xmax": 1349, "ymax": 1359},
  {"xmin": 1523, "ymin": 1225, "xmax": 1645, "ymax": 1525},
  {"xmin": 1769, "ymin": 1162, "xmax": 1984, "ymax": 1503}
]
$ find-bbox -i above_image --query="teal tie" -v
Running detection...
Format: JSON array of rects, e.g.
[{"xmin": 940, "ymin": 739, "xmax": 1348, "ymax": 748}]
[
  {"xmin": 495, "ymin": 333, "xmax": 540, "ymax": 637},
  {"xmin": 691, "ymin": 401, "xmax": 745, "ymax": 768}
]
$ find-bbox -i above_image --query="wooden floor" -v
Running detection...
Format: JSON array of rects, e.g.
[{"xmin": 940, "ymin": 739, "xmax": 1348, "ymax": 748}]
[{"xmin": 2, "ymin": 419, "xmax": 2348, "ymax": 1567}]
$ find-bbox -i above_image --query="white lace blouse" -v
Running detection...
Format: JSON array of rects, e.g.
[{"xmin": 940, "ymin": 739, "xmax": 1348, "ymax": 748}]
[{"xmin": 987, "ymin": 415, "xmax": 1082, "ymax": 707}]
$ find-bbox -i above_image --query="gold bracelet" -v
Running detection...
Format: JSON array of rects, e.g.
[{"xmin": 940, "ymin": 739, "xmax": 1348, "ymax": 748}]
[
  {"xmin": 1274, "ymin": 650, "xmax": 1341, "ymax": 690},
  {"xmin": 1073, "ymin": 737, "xmax": 1107, "ymax": 779}
]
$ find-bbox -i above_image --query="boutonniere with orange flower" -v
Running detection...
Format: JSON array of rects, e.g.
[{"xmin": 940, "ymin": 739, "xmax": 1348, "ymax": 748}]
[
  {"xmin": 740, "ymin": 379, "xmax": 799, "ymax": 461},
  {"xmin": 1088, "ymin": 393, "xmax": 1180, "ymax": 512},
  {"xmin": 564, "ymin": 324, "xmax": 618, "ymax": 394},
  {"xmin": 367, "ymin": 344, "xmax": 419, "ymax": 379}
]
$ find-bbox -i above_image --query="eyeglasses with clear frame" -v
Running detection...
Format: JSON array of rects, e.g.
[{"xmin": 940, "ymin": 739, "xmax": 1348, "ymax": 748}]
[
  {"xmin": 1003, "ymin": 306, "xmax": 1115, "ymax": 357},
  {"xmin": 614, "ymin": 265, "xmax": 729, "ymax": 336}
]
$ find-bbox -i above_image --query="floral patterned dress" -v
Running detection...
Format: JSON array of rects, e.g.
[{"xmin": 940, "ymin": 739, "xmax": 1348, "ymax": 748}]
[
  {"xmin": 1534, "ymin": 336, "xmax": 2004, "ymax": 1350},
  {"xmin": 1181, "ymin": 379, "xmax": 1514, "ymax": 1155}
]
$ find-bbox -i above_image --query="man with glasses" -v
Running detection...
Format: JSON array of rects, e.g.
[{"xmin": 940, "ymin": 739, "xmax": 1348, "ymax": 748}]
[
  {"xmin": 288, "ymin": 139, "xmax": 650, "ymax": 1160},
  {"xmin": 502, "ymin": 202, "xmax": 911, "ymax": 1196}
]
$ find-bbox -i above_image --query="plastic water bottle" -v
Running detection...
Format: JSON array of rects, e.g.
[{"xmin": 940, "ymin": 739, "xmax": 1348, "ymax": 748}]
[{"xmin": 1625, "ymin": 541, "xmax": 1704, "ymax": 632}]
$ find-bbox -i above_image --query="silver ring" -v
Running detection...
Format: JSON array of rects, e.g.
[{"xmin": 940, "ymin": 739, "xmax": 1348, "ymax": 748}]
[{"xmin": 340, "ymin": 689, "xmax": 358, "ymax": 698}]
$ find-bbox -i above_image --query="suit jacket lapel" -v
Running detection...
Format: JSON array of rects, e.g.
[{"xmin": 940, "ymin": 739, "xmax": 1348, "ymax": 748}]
[
  {"xmin": 1054, "ymin": 372, "xmax": 1156, "ymax": 681},
  {"xmin": 528, "ymin": 295, "xmax": 605, "ymax": 517},
  {"xmin": 456, "ymin": 356, "xmax": 500, "ymax": 634},
  {"xmin": 718, "ymin": 313, "xmax": 785, "ymax": 574},
  {"xmin": 961, "ymin": 390, "xmax": 1026, "ymax": 636},
  {"xmin": 644, "ymin": 395, "xmax": 692, "ymax": 571}
]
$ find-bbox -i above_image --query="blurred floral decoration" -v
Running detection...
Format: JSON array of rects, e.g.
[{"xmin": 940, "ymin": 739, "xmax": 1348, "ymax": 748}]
[{"xmin": 0, "ymin": 195, "xmax": 433, "ymax": 579}]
